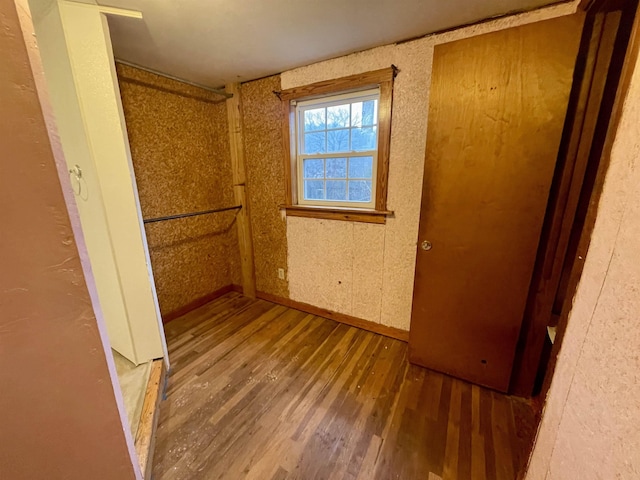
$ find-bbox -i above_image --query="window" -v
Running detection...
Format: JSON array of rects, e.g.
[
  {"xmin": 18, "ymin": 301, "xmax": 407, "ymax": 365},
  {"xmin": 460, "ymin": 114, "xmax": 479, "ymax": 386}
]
[
  {"xmin": 279, "ymin": 67, "xmax": 395, "ymax": 224},
  {"xmin": 297, "ymin": 89, "xmax": 379, "ymax": 209}
]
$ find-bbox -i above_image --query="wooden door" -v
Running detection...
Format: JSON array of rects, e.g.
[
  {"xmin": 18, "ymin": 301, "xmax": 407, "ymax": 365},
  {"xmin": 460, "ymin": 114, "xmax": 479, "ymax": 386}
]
[{"xmin": 409, "ymin": 15, "xmax": 584, "ymax": 392}]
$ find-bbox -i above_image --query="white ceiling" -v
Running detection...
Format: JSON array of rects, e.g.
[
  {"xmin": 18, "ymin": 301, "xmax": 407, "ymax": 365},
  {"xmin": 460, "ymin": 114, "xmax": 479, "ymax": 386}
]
[{"xmin": 100, "ymin": 0, "xmax": 562, "ymax": 88}]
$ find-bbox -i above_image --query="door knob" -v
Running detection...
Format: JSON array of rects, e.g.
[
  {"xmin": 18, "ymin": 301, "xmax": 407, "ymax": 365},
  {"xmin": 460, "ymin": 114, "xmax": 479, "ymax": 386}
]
[{"xmin": 421, "ymin": 240, "xmax": 432, "ymax": 251}]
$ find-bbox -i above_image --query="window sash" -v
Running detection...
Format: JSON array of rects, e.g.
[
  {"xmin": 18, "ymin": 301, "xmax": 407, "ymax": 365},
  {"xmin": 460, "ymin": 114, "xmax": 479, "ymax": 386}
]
[
  {"xmin": 297, "ymin": 152, "xmax": 378, "ymax": 208},
  {"xmin": 295, "ymin": 89, "xmax": 379, "ymax": 209}
]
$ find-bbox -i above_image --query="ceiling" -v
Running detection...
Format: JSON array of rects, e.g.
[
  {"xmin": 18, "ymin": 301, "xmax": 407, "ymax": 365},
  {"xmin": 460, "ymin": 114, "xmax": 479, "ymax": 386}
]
[{"xmin": 100, "ymin": 0, "xmax": 563, "ymax": 88}]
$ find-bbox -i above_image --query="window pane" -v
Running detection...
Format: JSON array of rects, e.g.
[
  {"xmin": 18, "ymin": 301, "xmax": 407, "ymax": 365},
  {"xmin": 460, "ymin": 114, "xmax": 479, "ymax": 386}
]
[
  {"xmin": 304, "ymin": 180, "xmax": 324, "ymax": 200},
  {"xmin": 327, "ymin": 104, "xmax": 350, "ymax": 129},
  {"xmin": 361, "ymin": 100, "xmax": 378, "ymax": 126},
  {"xmin": 351, "ymin": 126, "xmax": 377, "ymax": 151},
  {"xmin": 351, "ymin": 101, "xmax": 363, "ymax": 127},
  {"xmin": 351, "ymin": 100, "xmax": 378, "ymax": 127},
  {"xmin": 326, "ymin": 180, "xmax": 347, "ymax": 201},
  {"xmin": 303, "ymin": 158, "xmax": 324, "ymax": 179},
  {"xmin": 327, "ymin": 129, "xmax": 349, "ymax": 153},
  {"xmin": 348, "ymin": 180, "xmax": 372, "ymax": 202},
  {"xmin": 348, "ymin": 156, "xmax": 373, "ymax": 179},
  {"xmin": 304, "ymin": 132, "xmax": 326, "ymax": 154},
  {"xmin": 304, "ymin": 108, "xmax": 325, "ymax": 132},
  {"xmin": 326, "ymin": 158, "xmax": 347, "ymax": 178}
]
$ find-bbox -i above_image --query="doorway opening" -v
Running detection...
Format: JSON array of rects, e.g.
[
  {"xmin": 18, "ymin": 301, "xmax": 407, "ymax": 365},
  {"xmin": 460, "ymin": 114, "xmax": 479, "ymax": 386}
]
[{"xmin": 512, "ymin": 0, "xmax": 640, "ymax": 402}]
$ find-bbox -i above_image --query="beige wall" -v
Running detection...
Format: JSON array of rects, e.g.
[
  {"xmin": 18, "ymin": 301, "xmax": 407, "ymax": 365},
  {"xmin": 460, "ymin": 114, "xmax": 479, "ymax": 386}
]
[
  {"xmin": 525, "ymin": 27, "xmax": 640, "ymax": 480},
  {"xmin": 0, "ymin": 0, "xmax": 137, "ymax": 477},
  {"xmin": 280, "ymin": 2, "xmax": 578, "ymax": 330}
]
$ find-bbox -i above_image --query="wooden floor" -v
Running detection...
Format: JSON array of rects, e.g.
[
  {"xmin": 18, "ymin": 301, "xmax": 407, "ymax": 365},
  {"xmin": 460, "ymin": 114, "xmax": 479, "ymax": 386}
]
[{"xmin": 153, "ymin": 292, "xmax": 535, "ymax": 480}]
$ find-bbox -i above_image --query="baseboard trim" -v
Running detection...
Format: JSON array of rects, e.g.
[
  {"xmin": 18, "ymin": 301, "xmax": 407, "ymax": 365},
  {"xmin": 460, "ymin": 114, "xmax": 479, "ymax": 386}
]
[
  {"xmin": 134, "ymin": 358, "xmax": 165, "ymax": 479},
  {"xmin": 163, "ymin": 285, "xmax": 238, "ymax": 323},
  {"xmin": 255, "ymin": 291, "xmax": 409, "ymax": 342},
  {"xmin": 160, "ymin": 284, "xmax": 409, "ymax": 342}
]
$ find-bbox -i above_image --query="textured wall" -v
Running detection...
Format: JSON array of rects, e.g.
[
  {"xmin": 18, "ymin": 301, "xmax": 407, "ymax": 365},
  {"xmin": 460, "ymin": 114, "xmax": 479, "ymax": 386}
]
[
  {"xmin": 117, "ymin": 64, "xmax": 241, "ymax": 316},
  {"xmin": 241, "ymin": 75, "xmax": 289, "ymax": 297},
  {"xmin": 0, "ymin": 2, "xmax": 136, "ymax": 478},
  {"xmin": 525, "ymin": 33, "xmax": 640, "ymax": 480},
  {"xmin": 281, "ymin": 2, "xmax": 578, "ymax": 330}
]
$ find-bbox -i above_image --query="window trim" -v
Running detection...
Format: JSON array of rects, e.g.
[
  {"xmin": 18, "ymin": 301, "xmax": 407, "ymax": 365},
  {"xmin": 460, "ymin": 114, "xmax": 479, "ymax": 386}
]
[{"xmin": 279, "ymin": 67, "xmax": 396, "ymax": 223}]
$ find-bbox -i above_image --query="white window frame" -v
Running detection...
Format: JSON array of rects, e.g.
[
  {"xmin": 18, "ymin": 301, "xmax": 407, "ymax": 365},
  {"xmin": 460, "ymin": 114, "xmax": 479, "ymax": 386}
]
[{"xmin": 294, "ymin": 88, "xmax": 380, "ymax": 209}]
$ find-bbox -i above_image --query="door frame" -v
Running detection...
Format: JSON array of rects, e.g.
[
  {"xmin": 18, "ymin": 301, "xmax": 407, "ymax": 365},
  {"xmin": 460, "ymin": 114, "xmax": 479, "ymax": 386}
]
[
  {"xmin": 510, "ymin": 0, "xmax": 640, "ymax": 396},
  {"xmin": 19, "ymin": 0, "xmax": 170, "ymax": 369}
]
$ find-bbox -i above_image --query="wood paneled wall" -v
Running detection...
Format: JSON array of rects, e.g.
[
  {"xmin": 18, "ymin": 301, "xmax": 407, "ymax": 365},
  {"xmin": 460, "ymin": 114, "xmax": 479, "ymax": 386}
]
[
  {"xmin": 241, "ymin": 75, "xmax": 289, "ymax": 298},
  {"xmin": 117, "ymin": 64, "xmax": 241, "ymax": 317}
]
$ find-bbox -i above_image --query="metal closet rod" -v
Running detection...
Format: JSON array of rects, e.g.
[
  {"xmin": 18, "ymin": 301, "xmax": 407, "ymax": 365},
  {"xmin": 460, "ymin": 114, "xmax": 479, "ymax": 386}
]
[
  {"xmin": 143, "ymin": 205, "xmax": 242, "ymax": 224},
  {"xmin": 115, "ymin": 59, "xmax": 232, "ymax": 98}
]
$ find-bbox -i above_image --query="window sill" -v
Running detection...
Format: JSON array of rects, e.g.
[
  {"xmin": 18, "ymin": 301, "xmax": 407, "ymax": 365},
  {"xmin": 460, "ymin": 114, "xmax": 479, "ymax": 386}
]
[{"xmin": 280, "ymin": 205, "xmax": 393, "ymax": 224}]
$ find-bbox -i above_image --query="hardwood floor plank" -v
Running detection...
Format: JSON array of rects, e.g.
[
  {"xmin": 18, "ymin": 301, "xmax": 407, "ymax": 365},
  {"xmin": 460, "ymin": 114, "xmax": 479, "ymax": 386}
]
[
  {"xmin": 471, "ymin": 431, "xmax": 488, "ymax": 480},
  {"xmin": 472, "ymin": 384, "xmax": 482, "ymax": 433},
  {"xmin": 153, "ymin": 293, "xmax": 535, "ymax": 480},
  {"xmin": 368, "ymin": 363, "xmax": 414, "ymax": 480},
  {"xmin": 344, "ymin": 343, "xmax": 408, "ymax": 478},
  {"xmin": 491, "ymin": 392, "xmax": 516, "ymax": 480},
  {"xmin": 323, "ymin": 338, "xmax": 404, "ymax": 479},
  {"xmin": 457, "ymin": 381, "xmax": 473, "ymax": 480},
  {"xmin": 270, "ymin": 467, "xmax": 290, "ymax": 480},
  {"xmin": 442, "ymin": 379, "xmax": 461, "ymax": 480}
]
